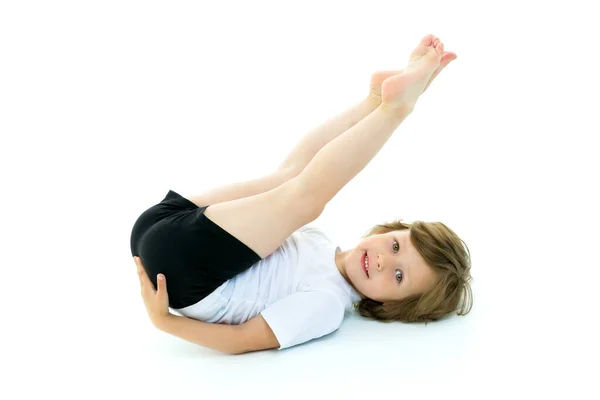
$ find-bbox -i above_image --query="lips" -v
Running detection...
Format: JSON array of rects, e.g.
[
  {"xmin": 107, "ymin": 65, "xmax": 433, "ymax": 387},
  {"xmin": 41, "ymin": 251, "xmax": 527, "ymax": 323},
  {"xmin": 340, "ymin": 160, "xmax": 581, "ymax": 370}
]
[{"xmin": 362, "ymin": 252, "xmax": 369, "ymax": 278}]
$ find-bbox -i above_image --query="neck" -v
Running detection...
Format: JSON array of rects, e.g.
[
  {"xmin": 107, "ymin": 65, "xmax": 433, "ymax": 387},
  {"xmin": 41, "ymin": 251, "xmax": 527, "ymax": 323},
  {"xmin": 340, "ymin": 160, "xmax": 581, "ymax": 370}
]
[
  {"xmin": 335, "ymin": 249, "xmax": 362, "ymax": 295},
  {"xmin": 335, "ymin": 250, "xmax": 349, "ymax": 281}
]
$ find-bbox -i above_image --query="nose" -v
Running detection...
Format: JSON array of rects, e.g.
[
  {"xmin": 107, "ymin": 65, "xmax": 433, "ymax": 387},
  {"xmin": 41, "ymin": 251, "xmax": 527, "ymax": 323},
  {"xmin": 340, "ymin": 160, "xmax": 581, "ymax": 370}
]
[{"xmin": 376, "ymin": 254, "xmax": 384, "ymax": 271}]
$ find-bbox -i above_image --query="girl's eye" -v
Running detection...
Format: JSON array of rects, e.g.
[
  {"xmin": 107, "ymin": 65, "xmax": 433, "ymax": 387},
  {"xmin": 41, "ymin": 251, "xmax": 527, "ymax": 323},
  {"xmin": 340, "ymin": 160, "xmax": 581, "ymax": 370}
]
[
  {"xmin": 396, "ymin": 269, "xmax": 403, "ymax": 283},
  {"xmin": 393, "ymin": 239, "xmax": 399, "ymax": 252}
]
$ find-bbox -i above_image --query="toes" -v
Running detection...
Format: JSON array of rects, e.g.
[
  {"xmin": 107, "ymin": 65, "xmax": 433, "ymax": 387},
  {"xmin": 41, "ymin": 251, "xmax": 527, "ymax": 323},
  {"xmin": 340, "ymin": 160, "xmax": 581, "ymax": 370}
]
[
  {"xmin": 431, "ymin": 52, "xmax": 456, "ymax": 75},
  {"xmin": 431, "ymin": 38, "xmax": 443, "ymax": 54},
  {"xmin": 440, "ymin": 52, "xmax": 457, "ymax": 66},
  {"xmin": 430, "ymin": 37, "xmax": 444, "ymax": 55},
  {"xmin": 421, "ymin": 34, "xmax": 435, "ymax": 45}
]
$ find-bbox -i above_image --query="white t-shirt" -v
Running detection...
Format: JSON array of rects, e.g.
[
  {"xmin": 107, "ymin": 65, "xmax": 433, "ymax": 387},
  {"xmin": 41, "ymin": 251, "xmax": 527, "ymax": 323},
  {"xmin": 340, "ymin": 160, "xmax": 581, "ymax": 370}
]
[{"xmin": 175, "ymin": 224, "xmax": 362, "ymax": 350}]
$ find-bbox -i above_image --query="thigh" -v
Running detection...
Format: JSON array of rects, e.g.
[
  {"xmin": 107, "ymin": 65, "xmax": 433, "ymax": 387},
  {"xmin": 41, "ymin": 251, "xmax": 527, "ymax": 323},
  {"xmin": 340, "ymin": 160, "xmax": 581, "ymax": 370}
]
[
  {"xmin": 130, "ymin": 190, "xmax": 197, "ymax": 257},
  {"xmin": 131, "ymin": 190, "xmax": 270, "ymax": 309},
  {"xmin": 139, "ymin": 205, "xmax": 264, "ymax": 309},
  {"xmin": 186, "ymin": 167, "xmax": 299, "ymax": 208},
  {"xmin": 202, "ymin": 176, "xmax": 322, "ymax": 259}
]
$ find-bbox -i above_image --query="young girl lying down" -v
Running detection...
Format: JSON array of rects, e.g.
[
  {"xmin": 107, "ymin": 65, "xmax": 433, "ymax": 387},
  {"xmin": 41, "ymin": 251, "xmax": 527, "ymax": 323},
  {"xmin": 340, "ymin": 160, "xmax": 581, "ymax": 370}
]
[{"xmin": 131, "ymin": 34, "xmax": 473, "ymax": 354}]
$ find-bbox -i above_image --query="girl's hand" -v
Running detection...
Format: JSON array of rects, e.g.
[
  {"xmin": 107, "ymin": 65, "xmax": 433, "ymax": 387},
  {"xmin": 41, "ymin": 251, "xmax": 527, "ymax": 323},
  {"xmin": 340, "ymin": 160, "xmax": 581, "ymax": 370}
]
[{"xmin": 134, "ymin": 256, "xmax": 171, "ymax": 328}]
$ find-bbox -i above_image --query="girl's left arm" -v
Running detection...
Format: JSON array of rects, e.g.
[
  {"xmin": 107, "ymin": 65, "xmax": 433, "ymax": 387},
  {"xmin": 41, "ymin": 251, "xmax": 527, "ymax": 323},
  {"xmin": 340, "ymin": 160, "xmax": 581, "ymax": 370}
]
[
  {"xmin": 134, "ymin": 256, "xmax": 248, "ymax": 354},
  {"xmin": 157, "ymin": 315, "xmax": 247, "ymax": 355},
  {"xmin": 159, "ymin": 313, "xmax": 280, "ymax": 354}
]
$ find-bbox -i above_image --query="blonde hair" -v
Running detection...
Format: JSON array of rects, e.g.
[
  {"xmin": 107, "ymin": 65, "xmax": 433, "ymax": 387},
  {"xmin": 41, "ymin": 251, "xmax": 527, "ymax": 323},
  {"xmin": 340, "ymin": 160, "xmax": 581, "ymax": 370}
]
[{"xmin": 354, "ymin": 219, "xmax": 473, "ymax": 323}]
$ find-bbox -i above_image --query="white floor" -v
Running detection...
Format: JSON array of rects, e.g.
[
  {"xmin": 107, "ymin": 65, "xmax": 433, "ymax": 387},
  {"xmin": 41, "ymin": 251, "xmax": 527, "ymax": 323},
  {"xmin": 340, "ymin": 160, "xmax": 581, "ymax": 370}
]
[{"xmin": 3, "ymin": 1, "xmax": 599, "ymax": 399}]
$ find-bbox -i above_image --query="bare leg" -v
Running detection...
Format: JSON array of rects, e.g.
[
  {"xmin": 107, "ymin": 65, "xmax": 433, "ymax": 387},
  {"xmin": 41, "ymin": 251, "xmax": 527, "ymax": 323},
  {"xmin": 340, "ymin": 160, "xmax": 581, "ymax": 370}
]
[
  {"xmin": 298, "ymin": 34, "xmax": 447, "ymax": 207},
  {"xmin": 188, "ymin": 36, "xmax": 454, "ymax": 207},
  {"xmin": 279, "ymin": 49, "xmax": 456, "ymax": 175}
]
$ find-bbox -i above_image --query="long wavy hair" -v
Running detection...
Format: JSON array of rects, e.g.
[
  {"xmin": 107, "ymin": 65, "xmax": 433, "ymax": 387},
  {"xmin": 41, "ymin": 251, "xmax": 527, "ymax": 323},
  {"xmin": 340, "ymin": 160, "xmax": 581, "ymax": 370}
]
[{"xmin": 354, "ymin": 219, "xmax": 473, "ymax": 323}]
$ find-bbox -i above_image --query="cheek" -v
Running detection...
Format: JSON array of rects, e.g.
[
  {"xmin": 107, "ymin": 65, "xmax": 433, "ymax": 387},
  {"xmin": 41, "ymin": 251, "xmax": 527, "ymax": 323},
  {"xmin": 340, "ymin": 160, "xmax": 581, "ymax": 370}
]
[{"xmin": 372, "ymin": 276, "xmax": 392, "ymax": 293}]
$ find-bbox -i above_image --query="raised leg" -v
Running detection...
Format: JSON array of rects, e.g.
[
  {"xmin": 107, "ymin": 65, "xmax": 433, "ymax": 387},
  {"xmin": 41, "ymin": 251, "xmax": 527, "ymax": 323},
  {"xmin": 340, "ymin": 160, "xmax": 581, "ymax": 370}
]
[
  {"xmin": 280, "ymin": 48, "xmax": 456, "ymax": 175},
  {"xmin": 298, "ymin": 35, "xmax": 448, "ymax": 208},
  {"xmin": 187, "ymin": 167, "xmax": 298, "ymax": 208},
  {"xmin": 188, "ymin": 35, "xmax": 455, "ymax": 208}
]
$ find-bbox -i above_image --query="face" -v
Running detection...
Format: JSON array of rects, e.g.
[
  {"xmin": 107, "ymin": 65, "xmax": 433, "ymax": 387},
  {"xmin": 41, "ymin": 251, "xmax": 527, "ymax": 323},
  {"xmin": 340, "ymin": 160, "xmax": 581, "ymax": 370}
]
[{"xmin": 335, "ymin": 229, "xmax": 437, "ymax": 302}]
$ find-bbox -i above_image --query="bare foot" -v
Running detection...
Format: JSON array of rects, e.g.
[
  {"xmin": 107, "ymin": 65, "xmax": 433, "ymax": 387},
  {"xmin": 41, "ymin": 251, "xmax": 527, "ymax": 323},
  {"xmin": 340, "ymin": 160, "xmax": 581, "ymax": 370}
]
[
  {"xmin": 422, "ymin": 50, "xmax": 456, "ymax": 93},
  {"xmin": 369, "ymin": 47, "xmax": 456, "ymax": 102},
  {"xmin": 381, "ymin": 34, "xmax": 445, "ymax": 109},
  {"xmin": 370, "ymin": 70, "xmax": 402, "ymax": 101}
]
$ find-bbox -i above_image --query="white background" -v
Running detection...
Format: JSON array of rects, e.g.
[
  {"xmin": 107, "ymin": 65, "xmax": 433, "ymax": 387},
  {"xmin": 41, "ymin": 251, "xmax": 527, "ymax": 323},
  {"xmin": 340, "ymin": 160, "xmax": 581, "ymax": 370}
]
[{"xmin": 1, "ymin": 0, "xmax": 599, "ymax": 398}]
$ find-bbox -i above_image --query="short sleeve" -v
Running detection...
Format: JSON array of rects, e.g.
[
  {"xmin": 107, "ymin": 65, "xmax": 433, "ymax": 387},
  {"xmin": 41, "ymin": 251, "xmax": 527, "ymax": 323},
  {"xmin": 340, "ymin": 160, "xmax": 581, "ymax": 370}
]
[{"xmin": 260, "ymin": 291, "xmax": 345, "ymax": 350}]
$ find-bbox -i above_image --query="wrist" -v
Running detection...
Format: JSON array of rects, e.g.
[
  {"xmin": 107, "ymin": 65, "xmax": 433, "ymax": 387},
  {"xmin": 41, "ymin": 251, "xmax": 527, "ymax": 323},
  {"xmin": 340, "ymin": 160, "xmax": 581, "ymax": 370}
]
[{"xmin": 154, "ymin": 313, "xmax": 174, "ymax": 331}]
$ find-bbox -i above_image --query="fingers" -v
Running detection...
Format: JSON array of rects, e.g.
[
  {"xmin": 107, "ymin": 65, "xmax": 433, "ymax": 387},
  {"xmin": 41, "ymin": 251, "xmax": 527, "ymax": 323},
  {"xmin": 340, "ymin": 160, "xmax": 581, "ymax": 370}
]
[
  {"xmin": 134, "ymin": 256, "xmax": 152, "ymax": 287},
  {"xmin": 156, "ymin": 274, "xmax": 167, "ymax": 295},
  {"xmin": 134, "ymin": 257, "xmax": 143, "ymax": 277},
  {"xmin": 134, "ymin": 258, "xmax": 142, "ymax": 281},
  {"xmin": 134, "ymin": 257, "xmax": 166, "ymax": 294}
]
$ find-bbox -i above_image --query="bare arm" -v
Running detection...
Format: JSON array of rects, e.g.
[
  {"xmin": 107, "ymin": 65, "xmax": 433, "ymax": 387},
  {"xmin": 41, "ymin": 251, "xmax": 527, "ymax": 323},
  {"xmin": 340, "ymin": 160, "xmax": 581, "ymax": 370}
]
[
  {"xmin": 157, "ymin": 314, "xmax": 279, "ymax": 355},
  {"xmin": 158, "ymin": 315, "xmax": 248, "ymax": 355}
]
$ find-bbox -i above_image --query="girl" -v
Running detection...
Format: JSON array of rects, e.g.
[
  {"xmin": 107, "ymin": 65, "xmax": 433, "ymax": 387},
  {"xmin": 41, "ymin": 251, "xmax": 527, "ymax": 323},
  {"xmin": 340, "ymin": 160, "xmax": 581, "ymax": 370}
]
[{"xmin": 131, "ymin": 34, "xmax": 473, "ymax": 354}]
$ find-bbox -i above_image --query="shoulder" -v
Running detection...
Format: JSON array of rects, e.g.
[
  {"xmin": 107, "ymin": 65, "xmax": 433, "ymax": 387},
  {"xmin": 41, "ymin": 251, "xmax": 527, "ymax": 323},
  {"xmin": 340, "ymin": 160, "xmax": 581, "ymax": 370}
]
[
  {"xmin": 267, "ymin": 290, "xmax": 346, "ymax": 329},
  {"xmin": 260, "ymin": 290, "xmax": 346, "ymax": 350}
]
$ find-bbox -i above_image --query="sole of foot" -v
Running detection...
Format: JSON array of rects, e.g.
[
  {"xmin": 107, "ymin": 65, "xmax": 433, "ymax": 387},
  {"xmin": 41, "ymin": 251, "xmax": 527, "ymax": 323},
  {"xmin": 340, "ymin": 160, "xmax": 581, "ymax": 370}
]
[{"xmin": 380, "ymin": 34, "xmax": 446, "ymax": 109}]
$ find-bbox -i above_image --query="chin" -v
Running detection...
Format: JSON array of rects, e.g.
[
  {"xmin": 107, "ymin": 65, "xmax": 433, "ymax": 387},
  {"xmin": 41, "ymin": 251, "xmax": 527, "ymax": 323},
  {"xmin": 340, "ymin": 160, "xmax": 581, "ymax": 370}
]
[
  {"xmin": 349, "ymin": 274, "xmax": 367, "ymax": 297},
  {"xmin": 359, "ymin": 287, "xmax": 382, "ymax": 302}
]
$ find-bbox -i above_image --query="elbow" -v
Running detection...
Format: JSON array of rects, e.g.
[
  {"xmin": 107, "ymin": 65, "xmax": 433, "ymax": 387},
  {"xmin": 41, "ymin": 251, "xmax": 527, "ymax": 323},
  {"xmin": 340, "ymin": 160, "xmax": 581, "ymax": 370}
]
[
  {"xmin": 227, "ymin": 345, "xmax": 251, "ymax": 355},
  {"xmin": 227, "ymin": 340, "xmax": 262, "ymax": 355}
]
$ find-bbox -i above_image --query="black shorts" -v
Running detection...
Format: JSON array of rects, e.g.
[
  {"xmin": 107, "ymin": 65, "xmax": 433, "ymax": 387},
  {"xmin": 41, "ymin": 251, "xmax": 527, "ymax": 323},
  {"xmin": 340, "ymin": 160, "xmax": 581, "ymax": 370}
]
[{"xmin": 130, "ymin": 190, "xmax": 262, "ymax": 309}]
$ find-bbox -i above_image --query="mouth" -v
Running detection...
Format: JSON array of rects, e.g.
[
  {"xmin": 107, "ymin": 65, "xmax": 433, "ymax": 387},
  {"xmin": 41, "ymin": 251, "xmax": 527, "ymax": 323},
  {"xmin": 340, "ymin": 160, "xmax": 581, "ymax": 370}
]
[{"xmin": 361, "ymin": 252, "xmax": 370, "ymax": 278}]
